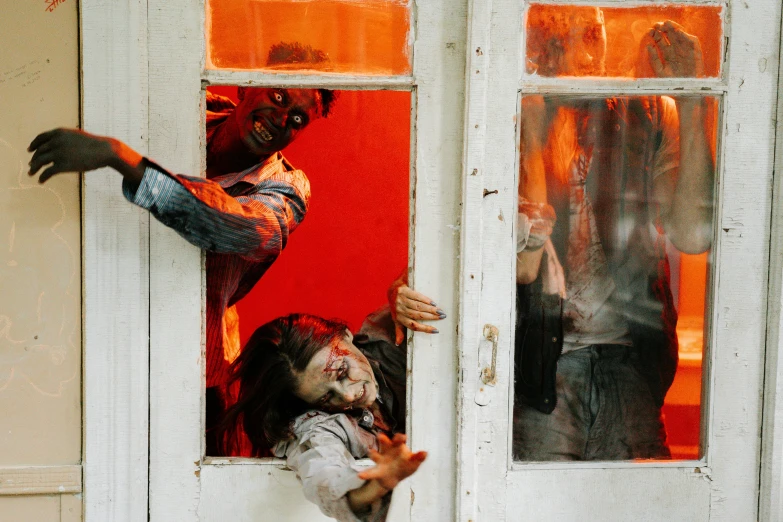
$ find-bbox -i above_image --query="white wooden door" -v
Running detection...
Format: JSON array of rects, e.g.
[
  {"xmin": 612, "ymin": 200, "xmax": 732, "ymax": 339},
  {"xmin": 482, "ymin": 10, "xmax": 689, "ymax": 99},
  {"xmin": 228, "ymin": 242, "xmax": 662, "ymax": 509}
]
[
  {"xmin": 143, "ymin": 0, "xmax": 468, "ymax": 521},
  {"xmin": 456, "ymin": 0, "xmax": 782, "ymax": 520}
]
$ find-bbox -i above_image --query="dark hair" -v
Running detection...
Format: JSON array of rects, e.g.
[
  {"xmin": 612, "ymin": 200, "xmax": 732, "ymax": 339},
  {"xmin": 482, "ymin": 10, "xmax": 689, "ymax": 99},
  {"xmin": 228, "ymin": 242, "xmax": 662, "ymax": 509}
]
[
  {"xmin": 266, "ymin": 42, "xmax": 338, "ymax": 117},
  {"xmin": 220, "ymin": 313, "xmax": 348, "ymax": 456}
]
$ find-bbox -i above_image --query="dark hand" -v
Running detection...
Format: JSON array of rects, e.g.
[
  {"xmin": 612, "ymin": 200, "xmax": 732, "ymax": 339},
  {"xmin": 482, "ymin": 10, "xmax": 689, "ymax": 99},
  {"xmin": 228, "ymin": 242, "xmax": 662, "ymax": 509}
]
[
  {"xmin": 28, "ymin": 128, "xmax": 125, "ymax": 183},
  {"xmin": 357, "ymin": 433, "xmax": 427, "ymax": 491},
  {"xmin": 387, "ymin": 270, "xmax": 445, "ymax": 345},
  {"xmin": 643, "ymin": 20, "xmax": 705, "ymax": 78}
]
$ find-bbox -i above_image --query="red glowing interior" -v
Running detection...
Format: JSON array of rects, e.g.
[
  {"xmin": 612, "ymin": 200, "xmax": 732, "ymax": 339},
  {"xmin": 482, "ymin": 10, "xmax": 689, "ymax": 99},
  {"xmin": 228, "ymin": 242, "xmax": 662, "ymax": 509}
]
[
  {"xmin": 664, "ymin": 250, "xmax": 708, "ymax": 459},
  {"xmin": 526, "ymin": 4, "xmax": 723, "ymax": 78},
  {"xmin": 206, "ymin": 0, "xmax": 412, "ymax": 74},
  {"xmin": 203, "ymin": 87, "xmax": 411, "ymax": 348},
  {"xmin": 207, "ymin": 84, "xmax": 711, "ymax": 460}
]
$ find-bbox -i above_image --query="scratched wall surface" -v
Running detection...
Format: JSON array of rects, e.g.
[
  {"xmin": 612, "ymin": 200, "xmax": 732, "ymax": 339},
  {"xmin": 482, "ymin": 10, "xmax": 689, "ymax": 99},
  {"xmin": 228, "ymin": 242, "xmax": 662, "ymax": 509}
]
[{"xmin": 0, "ymin": 0, "xmax": 81, "ymax": 467}]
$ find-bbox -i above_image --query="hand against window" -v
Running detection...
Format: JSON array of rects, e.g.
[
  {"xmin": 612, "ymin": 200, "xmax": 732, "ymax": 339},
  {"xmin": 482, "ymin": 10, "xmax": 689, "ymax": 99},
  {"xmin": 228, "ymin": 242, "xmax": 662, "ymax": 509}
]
[
  {"xmin": 387, "ymin": 270, "xmax": 445, "ymax": 345},
  {"xmin": 358, "ymin": 433, "xmax": 427, "ymax": 491},
  {"xmin": 643, "ymin": 20, "xmax": 705, "ymax": 78}
]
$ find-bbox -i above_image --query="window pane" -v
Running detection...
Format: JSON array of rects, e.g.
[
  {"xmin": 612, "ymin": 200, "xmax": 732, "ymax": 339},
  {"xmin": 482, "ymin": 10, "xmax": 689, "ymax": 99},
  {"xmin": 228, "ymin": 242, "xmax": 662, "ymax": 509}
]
[
  {"xmin": 525, "ymin": 4, "xmax": 722, "ymax": 78},
  {"xmin": 202, "ymin": 87, "xmax": 412, "ymax": 457},
  {"xmin": 206, "ymin": 0, "xmax": 412, "ymax": 74},
  {"xmin": 512, "ymin": 94, "xmax": 719, "ymax": 462}
]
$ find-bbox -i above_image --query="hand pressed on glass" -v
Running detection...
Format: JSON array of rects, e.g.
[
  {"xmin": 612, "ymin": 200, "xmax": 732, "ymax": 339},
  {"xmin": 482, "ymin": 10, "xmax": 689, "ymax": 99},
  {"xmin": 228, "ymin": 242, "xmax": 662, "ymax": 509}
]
[{"xmin": 641, "ymin": 20, "xmax": 705, "ymax": 78}]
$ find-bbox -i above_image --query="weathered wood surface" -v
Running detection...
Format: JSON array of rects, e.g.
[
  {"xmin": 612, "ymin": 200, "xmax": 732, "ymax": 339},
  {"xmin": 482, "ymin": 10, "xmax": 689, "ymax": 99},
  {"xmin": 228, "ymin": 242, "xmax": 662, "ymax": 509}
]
[
  {"xmin": 82, "ymin": 1, "xmax": 150, "ymax": 521},
  {"xmin": 759, "ymin": 6, "xmax": 783, "ymax": 522},
  {"xmin": 457, "ymin": 0, "xmax": 782, "ymax": 519}
]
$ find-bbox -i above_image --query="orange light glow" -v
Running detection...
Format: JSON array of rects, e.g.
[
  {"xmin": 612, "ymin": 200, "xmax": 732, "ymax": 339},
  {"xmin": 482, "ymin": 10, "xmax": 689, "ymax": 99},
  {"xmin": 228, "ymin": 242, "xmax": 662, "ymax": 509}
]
[
  {"xmin": 525, "ymin": 4, "xmax": 723, "ymax": 78},
  {"xmin": 664, "ymin": 251, "xmax": 709, "ymax": 459},
  {"xmin": 206, "ymin": 0, "xmax": 412, "ymax": 74}
]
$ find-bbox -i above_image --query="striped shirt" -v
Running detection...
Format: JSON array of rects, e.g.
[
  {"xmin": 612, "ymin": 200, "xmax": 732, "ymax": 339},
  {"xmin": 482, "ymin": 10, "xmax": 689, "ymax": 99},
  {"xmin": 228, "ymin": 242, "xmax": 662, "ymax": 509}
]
[{"xmin": 123, "ymin": 152, "xmax": 310, "ymax": 386}]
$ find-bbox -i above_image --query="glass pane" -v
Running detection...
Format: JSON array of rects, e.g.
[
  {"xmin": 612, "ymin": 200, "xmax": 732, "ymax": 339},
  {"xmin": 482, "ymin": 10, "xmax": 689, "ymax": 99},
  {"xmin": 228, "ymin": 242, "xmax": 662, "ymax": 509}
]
[
  {"xmin": 206, "ymin": 0, "xmax": 412, "ymax": 74},
  {"xmin": 525, "ymin": 4, "xmax": 722, "ymax": 78},
  {"xmin": 512, "ymin": 94, "xmax": 719, "ymax": 462},
  {"xmin": 201, "ymin": 87, "xmax": 412, "ymax": 457}
]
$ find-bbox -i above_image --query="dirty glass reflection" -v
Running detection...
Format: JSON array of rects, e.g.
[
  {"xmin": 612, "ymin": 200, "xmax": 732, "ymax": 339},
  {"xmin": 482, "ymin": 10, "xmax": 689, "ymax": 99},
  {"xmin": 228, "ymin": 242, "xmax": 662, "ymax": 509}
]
[
  {"xmin": 207, "ymin": 0, "xmax": 412, "ymax": 75},
  {"xmin": 512, "ymin": 93, "xmax": 718, "ymax": 462},
  {"xmin": 525, "ymin": 4, "xmax": 723, "ymax": 78}
]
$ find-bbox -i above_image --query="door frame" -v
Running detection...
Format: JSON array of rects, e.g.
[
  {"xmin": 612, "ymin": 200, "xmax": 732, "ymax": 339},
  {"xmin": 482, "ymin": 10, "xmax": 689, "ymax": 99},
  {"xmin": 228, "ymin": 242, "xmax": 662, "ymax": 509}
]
[
  {"xmin": 83, "ymin": 0, "xmax": 470, "ymax": 520},
  {"xmin": 82, "ymin": 1, "xmax": 150, "ymax": 520},
  {"xmin": 759, "ymin": 8, "xmax": 783, "ymax": 521},
  {"xmin": 455, "ymin": 0, "xmax": 783, "ymax": 520},
  {"xmin": 80, "ymin": 0, "xmax": 783, "ymax": 521}
]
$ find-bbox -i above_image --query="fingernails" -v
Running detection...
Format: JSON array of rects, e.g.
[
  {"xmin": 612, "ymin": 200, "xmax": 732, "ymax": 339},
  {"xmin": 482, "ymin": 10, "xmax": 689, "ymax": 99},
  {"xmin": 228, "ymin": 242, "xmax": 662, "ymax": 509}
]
[
  {"xmin": 437, "ymin": 309, "xmax": 447, "ymax": 319},
  {"xmin": 432, "ymin": 329, "xmax": 439, "ymax": 334},
  {"xmin": 430, "ymin": 301, "xmax": 437, "ymax": 306}
]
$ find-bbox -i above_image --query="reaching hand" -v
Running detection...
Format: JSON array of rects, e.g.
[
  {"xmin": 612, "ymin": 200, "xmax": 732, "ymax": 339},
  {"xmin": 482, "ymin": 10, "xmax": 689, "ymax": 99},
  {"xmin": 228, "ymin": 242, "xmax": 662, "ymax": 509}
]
[
  {"xmin": 28, "ymin": 128, "xmax": 144, "ymax": 186},
  {"xmin": 357, "ymin": 433, "xmax": 427, "ymax": 492},
  {"xmin": 643, "ymin": 20, "xmax": 705, "ymax": 78},
  {"xmin": 28, "ymin": 128, "xmax": 118, "ymax": 182},
  {"xmin": 387, "ymin": 270, "xmax": 445, "ymax": 345}
]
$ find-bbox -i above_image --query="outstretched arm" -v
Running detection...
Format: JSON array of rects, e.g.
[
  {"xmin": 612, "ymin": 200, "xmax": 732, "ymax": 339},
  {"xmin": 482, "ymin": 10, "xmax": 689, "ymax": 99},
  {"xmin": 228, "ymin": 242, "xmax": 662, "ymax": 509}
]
[
  {"xmin": 644, "ymin": 21, "xmax": 715, "ymax": 254},
  {"xmin": 28, "ymin": 128, "xmax": 309, "ymax": 262},
  {"xmin": 517, "ymin": 96, "xmax": 550, "ymax": 283},
  {"xmin": 349, "ymin": 433, "xmax": 427, "ymax": 513}
]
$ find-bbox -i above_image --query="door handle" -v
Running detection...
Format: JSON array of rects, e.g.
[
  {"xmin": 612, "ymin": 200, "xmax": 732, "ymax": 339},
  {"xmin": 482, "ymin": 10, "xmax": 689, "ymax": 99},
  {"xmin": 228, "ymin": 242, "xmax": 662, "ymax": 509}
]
[
  {"xmin": 481, "ymin": 324, "xmax": 499, "ymax": 385},
  {"xmin": 474, "ymin": 324, "xmax": 499, "ymax": 406}
]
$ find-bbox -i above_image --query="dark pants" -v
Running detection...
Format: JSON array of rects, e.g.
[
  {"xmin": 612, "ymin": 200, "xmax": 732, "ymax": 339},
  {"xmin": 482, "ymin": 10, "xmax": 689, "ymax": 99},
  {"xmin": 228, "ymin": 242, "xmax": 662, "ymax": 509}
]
[
  {"xmin": 205, "ymin": 386, "xmax": 224, "ymax": 456},
  {"xmin": 513, "ymin": 345, "xmax": 670, "ymax": 461}
]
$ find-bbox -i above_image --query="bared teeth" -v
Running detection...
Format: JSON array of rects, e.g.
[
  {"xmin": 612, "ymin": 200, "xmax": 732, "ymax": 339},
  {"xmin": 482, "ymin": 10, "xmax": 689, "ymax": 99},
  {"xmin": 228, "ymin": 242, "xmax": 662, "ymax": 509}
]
[{"xmin": 253, "ymin": 121, "xmax": 273, "ymax": 142}]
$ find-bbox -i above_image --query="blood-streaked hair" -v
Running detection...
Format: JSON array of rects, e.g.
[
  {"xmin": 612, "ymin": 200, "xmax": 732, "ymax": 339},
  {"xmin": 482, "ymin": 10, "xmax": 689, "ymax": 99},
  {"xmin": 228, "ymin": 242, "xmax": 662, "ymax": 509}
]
[{"xmin": 219, "ymin": 313, "xmax": 348, "ymax": 456}]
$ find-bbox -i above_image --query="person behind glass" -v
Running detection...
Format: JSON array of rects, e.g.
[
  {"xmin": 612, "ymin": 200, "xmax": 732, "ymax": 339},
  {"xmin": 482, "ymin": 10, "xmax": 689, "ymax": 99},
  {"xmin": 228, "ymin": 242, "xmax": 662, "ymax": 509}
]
[
  {"xmin": 26, "ymin": 43, "xmax": 344, "ymax": 453},
  {"xmin": 514, "ymin": 8, "xmax": 715, "ymax": 460},
  {"xmin": 220, "ymin": 282, "xmax": 444, "ymax": 522}
]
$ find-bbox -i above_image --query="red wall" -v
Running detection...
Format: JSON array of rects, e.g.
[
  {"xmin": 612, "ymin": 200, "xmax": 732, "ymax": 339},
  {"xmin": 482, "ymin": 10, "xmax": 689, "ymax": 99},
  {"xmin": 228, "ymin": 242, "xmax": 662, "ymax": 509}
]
[{"xmin": 207, "ymin": 87, "xmax": 411, "ymax": 344}]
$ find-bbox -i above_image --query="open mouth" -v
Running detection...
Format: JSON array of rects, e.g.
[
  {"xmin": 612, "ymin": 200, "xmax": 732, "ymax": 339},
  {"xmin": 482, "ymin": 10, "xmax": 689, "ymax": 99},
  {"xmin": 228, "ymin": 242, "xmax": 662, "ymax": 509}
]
[
  {"xmin": 354, "ymin": 384, "xmax": 365, "ymax": 405},
  {"xmin": 253, "ymin": 118, "xmax": 274, "ymax": 143}
]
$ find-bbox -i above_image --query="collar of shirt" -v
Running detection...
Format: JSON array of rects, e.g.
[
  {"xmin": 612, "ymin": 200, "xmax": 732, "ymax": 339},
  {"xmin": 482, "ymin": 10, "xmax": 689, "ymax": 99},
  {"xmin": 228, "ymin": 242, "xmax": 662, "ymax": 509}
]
[
  {"xmin": 368, "ymin": 358, "xmax": 397, "ymax": 432},
  {"xmin": 210, "ymin": 152, "xmax": 287, "ymax": 190}
]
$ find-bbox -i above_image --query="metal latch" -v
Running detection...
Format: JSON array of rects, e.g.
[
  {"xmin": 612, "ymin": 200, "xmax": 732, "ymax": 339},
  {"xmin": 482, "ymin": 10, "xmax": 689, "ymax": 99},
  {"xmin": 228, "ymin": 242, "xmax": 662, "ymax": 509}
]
[{"xmin": 475, "ymin": 324, "xmax": 499, "ymax": 406}]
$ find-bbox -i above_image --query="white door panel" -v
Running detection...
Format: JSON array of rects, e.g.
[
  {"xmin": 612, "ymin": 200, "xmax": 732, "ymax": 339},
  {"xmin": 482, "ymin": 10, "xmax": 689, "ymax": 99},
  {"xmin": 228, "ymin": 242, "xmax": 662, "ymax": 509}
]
[{"xmin": 456, "ymin": 0, "xmax": 781, "ymax": 520}]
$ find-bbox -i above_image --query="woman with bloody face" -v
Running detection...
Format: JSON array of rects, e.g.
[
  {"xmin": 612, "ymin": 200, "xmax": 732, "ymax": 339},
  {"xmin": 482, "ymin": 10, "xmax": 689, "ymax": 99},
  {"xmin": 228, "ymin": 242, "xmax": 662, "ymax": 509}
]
[{"xmin": 220, "ymin": 282, "xmax": 444, "ymax": 521}]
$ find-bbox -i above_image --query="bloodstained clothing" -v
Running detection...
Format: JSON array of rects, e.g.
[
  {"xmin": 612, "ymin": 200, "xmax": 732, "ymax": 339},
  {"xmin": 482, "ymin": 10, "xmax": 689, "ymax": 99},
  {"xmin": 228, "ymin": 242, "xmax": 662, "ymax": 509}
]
[
  {"xmin": 122, "ymin": 99, "xmax": 310, "ymax": 387},
  {"xmin": 516, "ymin": 96, "xmax": 680, "ymax": 416},
  {"xmin": 274, "ymin": 306, "xmax": 406, "ymax": 522}
]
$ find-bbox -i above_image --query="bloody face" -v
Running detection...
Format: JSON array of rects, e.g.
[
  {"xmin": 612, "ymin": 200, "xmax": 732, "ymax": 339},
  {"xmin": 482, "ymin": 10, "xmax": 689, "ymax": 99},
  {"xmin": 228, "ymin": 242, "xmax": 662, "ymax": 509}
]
[
  {"xmin": 532, "ymin": 7, "xmax": 608, "ymax": 77},
  {"xmin": 563, "ymin": 8, "xmax": 607, "ymax": 76},
  {"xmin": 232, "ymin": 87, "xmax": 322, "ymax": 156},
  {"xmin": 293, "ymin": 331, "xmax": 379, "ymax": 412}
]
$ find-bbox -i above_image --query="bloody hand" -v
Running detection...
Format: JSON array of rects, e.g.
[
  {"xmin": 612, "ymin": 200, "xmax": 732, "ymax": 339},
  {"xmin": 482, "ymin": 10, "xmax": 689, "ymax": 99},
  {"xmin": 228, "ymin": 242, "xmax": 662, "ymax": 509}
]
[{"xmin": 357, "ymin": 433, "xmax": 427, "ymax": 491}]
